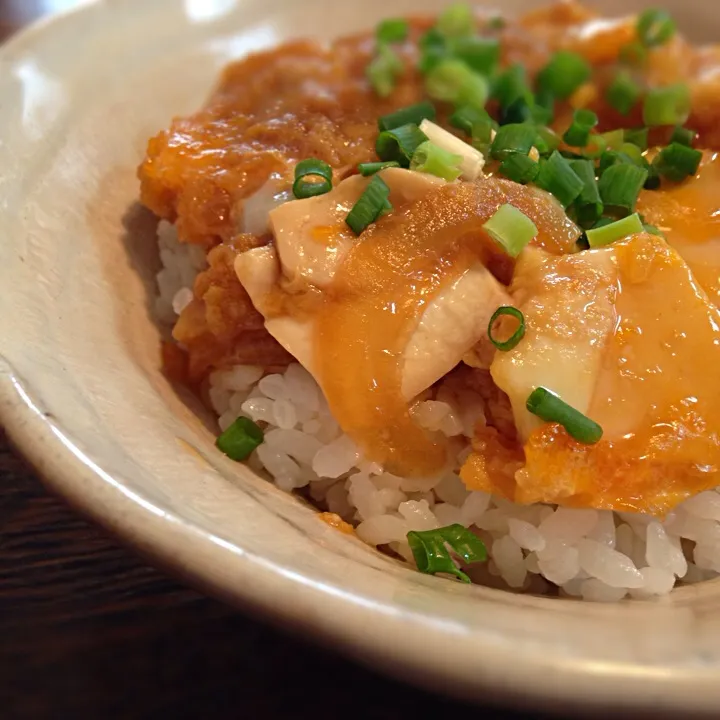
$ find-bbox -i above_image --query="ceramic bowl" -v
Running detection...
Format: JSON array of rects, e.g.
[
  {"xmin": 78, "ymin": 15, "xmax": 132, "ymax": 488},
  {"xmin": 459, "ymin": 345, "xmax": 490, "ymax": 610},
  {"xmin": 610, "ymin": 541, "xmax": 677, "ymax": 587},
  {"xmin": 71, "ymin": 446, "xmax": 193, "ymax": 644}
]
[{"xmin": 2, "ymin": 0, "xmax": 720, "ymax": 715}]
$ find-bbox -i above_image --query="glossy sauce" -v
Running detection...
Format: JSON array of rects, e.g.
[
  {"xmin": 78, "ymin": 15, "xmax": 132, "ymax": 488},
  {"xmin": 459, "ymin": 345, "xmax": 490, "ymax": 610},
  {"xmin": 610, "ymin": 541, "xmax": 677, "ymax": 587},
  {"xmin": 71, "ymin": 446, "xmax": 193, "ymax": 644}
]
[{"xmin": 313, "ymin": 179, "xmax": 580, "ymax": 477}]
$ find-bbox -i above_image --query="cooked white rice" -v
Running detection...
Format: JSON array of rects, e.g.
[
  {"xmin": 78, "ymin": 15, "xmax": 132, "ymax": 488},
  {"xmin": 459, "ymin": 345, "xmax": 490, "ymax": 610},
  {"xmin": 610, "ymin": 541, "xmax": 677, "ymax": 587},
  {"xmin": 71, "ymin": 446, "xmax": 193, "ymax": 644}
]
[{"xmin": 156, "ymin": 222, "xmax": 720, "ymax": 601}]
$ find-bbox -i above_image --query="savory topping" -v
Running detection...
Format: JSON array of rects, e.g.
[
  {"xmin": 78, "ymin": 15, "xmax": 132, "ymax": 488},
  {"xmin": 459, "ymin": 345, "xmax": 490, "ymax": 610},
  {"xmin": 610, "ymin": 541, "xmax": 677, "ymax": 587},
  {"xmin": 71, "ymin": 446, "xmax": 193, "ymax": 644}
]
[
  {"xmin": 216, "ymin": 417, "xmax": 264, "ymax": 460},
  {"xmin": 526, "ymin": 386, "xmax": 603, "ymax": 444},
  {"xmin": 418, "ymin": 118, "xmax": 486, "ymax": 179},
  {"xmin": 410, "ymin": 141, "xmax": 463, "ymax": 181},
  {"xmin": 376, "ymin": 123, "xmax": 428, "ymax": 167},
  {"xmin": 585, "ymin": 213, "xmax": 643, "ymax": 248},
  {"xmin": 346, "ymin": 175, "xmax": 392, "ymax": 234},
  {"xmin": 407, "ymin": 523, "xmax": 488, "ymax": 582},
  {"xmin": 487, "ymin": 306, "xmax": 526, "ymax": 352},
  {"xmin": 482, "ymin": 203, "xmax": 538, "ymax": 258},
  {"xmin": 378, "ymin": 100, "xmax": 436, "ymax": 131},
  {"xmin": 292, "ymin": 158, "xmax": 333, "ymax": 199}
]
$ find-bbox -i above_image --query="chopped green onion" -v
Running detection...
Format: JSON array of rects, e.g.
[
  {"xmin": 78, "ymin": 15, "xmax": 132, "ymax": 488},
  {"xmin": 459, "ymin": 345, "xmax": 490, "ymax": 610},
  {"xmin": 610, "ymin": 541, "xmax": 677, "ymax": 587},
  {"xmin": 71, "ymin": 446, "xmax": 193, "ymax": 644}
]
[
  {"xmin": 292, "ymin": 158, "xmax": 333, "ymax": 199},
  {"xmin": 624, "ymin": 127, "xmax": 649, "ymax": 151},
  {"xmin": 637, "ymin": 8, "xmax": 676, "ymax": 48},
  {"xmin": 490, "ymin": 123, "xmax": 536, "ymax": 160},
  {"xmin": 418, "ymin": 27, "xmax": 447, "ymax": 74},
  {"xmin": 586, "ymin": 212, "xmax": 644, "ymax": 248},
  {"xmin": 482, "ymin": 204, "xmax": 538, "ymax": 258},
  {"xmin": 492, "ymin": 64, "xmax": 532, "ymax": 109},
  {"xmin": 450, "ymin": 106, "xmax": 495, "ymax": 152},
  {"xmin": 378, "ymin": 101, "xmax": 436, "ymax": 132},
  {"xmin": 535, "ymin": 151, "xmax": 585, "ymax": 208},
  {"xmin": 643, "ymin": 223, "xmax": 665, "ymax": 237},
  {"xmin": 500, "ymin": 97, "xmax": 534, "ymax": 125},
  {"xmin": 535, "ymin": 126, "xmax": 561, "ymax": 155},
  {"xmin": 366, "ymin": 44, "xmax": 403, "ymax": 97},
  {"xmin": 598, "ymin": 163, "xmax": 648, "ymax": 214},
  {"xmin": 487, "ymin": 15, "xmax": 506, "ymax": 30},
  {"xmin": 586, "ymin": 129, "xmax": 625, "ymax": 158},
  {"xmin": 426, "ymin": 58, "xmax": 489, "ymax": 108},
  {"xmin": 533, "ymin": 88, "xmax": 556, "ymax": 126},
  {"xmin": 488, "ymin": 306, "xmax": 526, "ymax": 351},
  {"xmin": 407, "ymin": 523, "xmax": 487, "ymax": 583},
  {"xmin": 451, "ymin": 36, "xmax": 500, "ymax": 75},
  {"xmin": 643, "ymin": 83, "xmax": 691, "ymax": 127},
  {"xmin": 410, "ymin": 141, "xmax": 463, "ymax": 181},
  {"xmin": 670, "ymin": 125, "xmax": 697, "ymax": 147},
  {"xmin": 563, "ymin": 108, "xmax": 599, "ymax": 147},
  {"xmin": 536, "ymin": 51, "xmax": 591, "ymax": 100},
  {"xmin": 346, "ymin": 175, "xmax": 392, "ymax": 234},
  {"xmin": 620, "ymin": 42, "xmax": 648, "ymax": 66},
  {"xmin": 499, "ymin": 152, "xmax": 539, "ymax": 184},
  {"xmin": 437, "ymin": 3, "xmax": 475, "ymax": 38},
  {"xmin": 216, "ymin": 417, "xmax": 264, "ymax": 461},
  {"xmin": 376, "ymin": 18, "xmax": 409, "ymax": 44},
  {"xmin": 597, "ymin": 149, "xmax": 636, "ymax": 176},
  {"xmin": 526, "ymin": 387, "xmax": 603, "ymax": 444},
  {"xmin": 619, "ymin": 142, "xmax": 644, "ymax": 162},
  {"xmin": 568, "ymin": 158, "xmax": 603, "ymax": 226},
  {"xmin": 376, "ymin": 123, "xmax": 428, "ymax": 167},
  {"xmin": 644, "ymin": 164, "xmax": 661, "ymax": 190},
  {"xmin": 357, "ymin": 160, "xmax": 400, "ymax": 176},
  {"xmin": 419, "ymin": 119, "xmax": 485, "ymax": 180},
  {"xmin": 652, "ymin": 142, "xmax": 702, "ymax": 182},
  {"xmin": 606, "ymin": 71, "xmax": 642, "ymax": 115}
]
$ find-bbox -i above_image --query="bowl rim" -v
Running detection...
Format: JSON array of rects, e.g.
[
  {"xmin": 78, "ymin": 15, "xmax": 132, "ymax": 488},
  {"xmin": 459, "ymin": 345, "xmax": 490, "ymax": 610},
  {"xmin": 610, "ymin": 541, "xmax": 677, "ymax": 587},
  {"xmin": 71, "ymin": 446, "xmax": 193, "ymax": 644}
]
[{"xmin": 3, "ymin": 3, "xmax": 720, "ymax": 716}]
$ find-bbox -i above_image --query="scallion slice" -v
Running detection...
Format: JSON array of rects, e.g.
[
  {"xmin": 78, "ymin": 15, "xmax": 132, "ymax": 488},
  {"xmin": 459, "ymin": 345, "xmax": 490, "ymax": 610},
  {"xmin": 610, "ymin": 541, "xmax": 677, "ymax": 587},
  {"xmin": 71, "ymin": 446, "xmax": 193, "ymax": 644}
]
[
  {"xmin": 586, "ymin": 212, "xmax": 644, "ymax": 248},
  {"xmin": 346, "ymin": 175, "xmax": 392, "ymax": 235},
  {"xmin": 644, "ymin": 164, "xmax": 661, "ymax": 190},
  {"xmin": 526, "ymin": 387, "xmax": 603, "ymax": 444},
  {"xmin": 491, "ymin": 63, "xmax": 532, "ymax": 110},
  {"xmin": 418, "ymin": 27, "xmax": 447, "ymax": 74},
  {"xmin": 624, "ymin": 127, "xmax": 649, "ymax": 151},
  {"xmin": 563, "ymin": 108, "xmax": 599, "ymax": 147},
  {"xmin": 606, "ymin": 71, "xmax": 642, "ymax": 115},
  {"xmin": 643, "ymin": 223, "xmax": 665, "ymax": 237},
  {"xmin": 535, "ymin": 125, "xmax": 561, "ymax": 155},
  {"xmin": 568, "ymin": 158, "xmax": 603, "ymax": 226},
  {"xmin": 643, "ymin": 83, "xmax": 691, "ymax": 127},
  {"xmin": 410, "ymin": 141, "xmax": 463, "ymax": 181},
  {"xmin": 357, "ymin": 160, "xmax": 400, "ymax": 176},
  {"xmin": 376, "ymin": 18, "xmax": 409, "ymax": 44},
  {"xmin": 598, "ymin": 163, "xmax": 648, "ymax": 214},
  {"xmin": 407, "ymin": 523, "xmax": 487, "ymax": 583},
  {"xmin": 483, "ymin": 204, "xmax": 538, "ymax": 258},
  {"xmin": 534, "ymin": 151, "xmax": 584, "ymax": 208},
  {"xmin": 292, "ymin": 158, "xmax": 333, "ymax": 199},
  {"xmin": 637, "ymin": 8, "xmax": 676, "ymax": 48},
  {"xmin": 652, "ymin": 142, "xmax": 702, "ymax": 182},
  {"xmin": 490, "ymin": 123, "xmax": 536, "ymax": 160},
  {"xmin": 437, "ymin": 3, "xmax": 474, "ymax": 38},
  {"xmin": 419, "ymin": 119, "xmax": 486, "ymax": 180},
  {"xmin": 378, "ymin": 101, "xmax": 436, "ymax": 132},
  {"xmin": 426, "ymin": 58, "xmax": 489, "ymax": 108},
  {"xmin": 366, "ymin": 43, "xmax": 403, "ymax": 97},
  {"xmin": 670, "ymin": 125, "xmax": 697, "ymax": 147},
  {"xmin": 488, "ymin": 306, "xmax": 526, "ymax": 351},
  {"xmin": 451, "ymin": 36, "xmax": 500, "ymax": 75},
  {"xmin": 499, "ymin": 152, "xmax": 539, "ymax": 184},
  {"xmin": 216, "ymin": 417, "xmax": 264, "ymax": 461},
  {"xmin": 536, "ymin": 51, "xmax": 591, "ymax": 100},
  {"xmin": 376, "ymin": 123, "xmax": 428, "ymax": 167},
  {"xmin": 450, "ymin": 105, "xmax": 495, "ymax": 151}
]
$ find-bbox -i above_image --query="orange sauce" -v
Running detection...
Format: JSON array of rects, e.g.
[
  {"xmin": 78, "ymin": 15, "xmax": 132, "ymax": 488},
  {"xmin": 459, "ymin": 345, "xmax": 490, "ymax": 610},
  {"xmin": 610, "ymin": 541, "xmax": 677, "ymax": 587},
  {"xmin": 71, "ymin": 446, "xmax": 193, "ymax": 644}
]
[{"xmin": 313, "ymin": 179, "xmax": 580, "ymax": 477}]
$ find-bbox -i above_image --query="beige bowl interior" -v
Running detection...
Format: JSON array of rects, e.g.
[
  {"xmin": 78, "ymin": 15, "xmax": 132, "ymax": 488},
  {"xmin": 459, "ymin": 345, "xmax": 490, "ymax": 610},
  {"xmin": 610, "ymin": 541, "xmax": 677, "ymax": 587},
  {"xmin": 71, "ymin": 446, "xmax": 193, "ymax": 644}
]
[{"xmin": 2, "ymin": 0, "xmax": 720, "ymax": 715}]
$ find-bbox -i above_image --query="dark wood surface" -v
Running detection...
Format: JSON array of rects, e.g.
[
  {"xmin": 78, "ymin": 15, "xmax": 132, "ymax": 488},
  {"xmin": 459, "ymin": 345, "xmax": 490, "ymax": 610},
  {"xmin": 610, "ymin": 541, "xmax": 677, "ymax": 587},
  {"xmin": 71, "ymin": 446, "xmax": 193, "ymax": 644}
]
[{"xmin": 0, "ymin": 3, "xmax": 549, "ymax": 718}]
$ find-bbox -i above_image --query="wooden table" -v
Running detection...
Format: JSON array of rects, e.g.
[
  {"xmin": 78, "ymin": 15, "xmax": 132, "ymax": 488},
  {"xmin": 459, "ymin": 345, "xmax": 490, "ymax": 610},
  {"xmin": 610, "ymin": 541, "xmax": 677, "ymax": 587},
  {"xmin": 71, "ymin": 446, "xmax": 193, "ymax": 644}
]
[{"xmin": 0, "ymin": 3, "xmax": 549, "ymax": 717}]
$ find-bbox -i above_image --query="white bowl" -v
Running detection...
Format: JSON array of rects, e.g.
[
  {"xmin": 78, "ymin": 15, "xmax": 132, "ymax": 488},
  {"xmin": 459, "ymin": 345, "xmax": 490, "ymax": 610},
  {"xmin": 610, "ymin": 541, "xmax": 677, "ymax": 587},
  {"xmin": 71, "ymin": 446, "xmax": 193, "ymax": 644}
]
[{"xmin": 2, "ymin": 0, "xmax": 720, "ymax": 715}]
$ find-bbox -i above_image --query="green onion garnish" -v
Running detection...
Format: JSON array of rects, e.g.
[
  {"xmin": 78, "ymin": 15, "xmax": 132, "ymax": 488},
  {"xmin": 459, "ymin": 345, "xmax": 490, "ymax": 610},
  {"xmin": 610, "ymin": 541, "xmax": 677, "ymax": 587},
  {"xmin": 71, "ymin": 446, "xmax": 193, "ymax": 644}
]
[
  {"xmin": 378, "ymin": 101, "xmax": 436, "ymax": 132},
  {"xmin": 376, "ymin": 123, "xmax": 428, "ymax": 167},
  {"xmin": 451, "ymin": 36, "xmax": 500, "ymax": 75},
  {"xmin": 490, "ymin": 123, "xmax": 536, "ymax": 160},
  {"xmin": 568, "ymin": 158, "xmax": 603, "ymax": 226},
  {"xmin": 620, "ymin": 42, "xmax": 648, "ymax": 67},
  {"xmin": 643, "ymin": 223, "xmax": 665, "ymax": 237},
  {"xmin": 652, "ymin": 142, "xmax": 702, "ymax": 182},
  {"xmin": 598, "ymin": 163, "xmax": 648, "ymax": 214},
  {"xmin": 407, "ymin": 523, "xmax": 487, "ymax": 583},
  {"xmin": 410, "ymin": 141, "xmax": 463, "ymax": 181},
  {"xmin": 376, "ymin": 18, "xmax": 409, "ymax": 44},
  {"xmin": 535, "ymin": 151, "xmax": 584, "ymax": 208},
  {"xmin": 488, "ymin": 15, "xmax": 506, "ymax": 30},
  {"xmin": 670, "ymin": 125, "xmax": 697, "ymax": 147},
  {"xmin": 536, "ymin": 51, "xmax": 591, "ymax": 100},
  {"xmin": 624, "ymin": 127, "xmax": 649, "ymax": 151},
  {"xmin": 643, "ymin": 83, "xmax": 691, "ymax": 127},
  {"xmin": 619, "ymin": 142, "xmax": 644, "ymax": 163},
  {"xmin": 437, "ymin": 3, "xmax": 474, "ymax": 39},
  {"xmin": 450, "ymin": 105, "xmax": 496, "ymax": 151},
  {"xmin": 426, "ymin": 58, "xmax": 489, "ymax": 108},
  {"xmin": 637, "ymin": 8, "xmax": 676, "ymax": 48},
  {"xmin": 366, "ymin": 44, "xmax": 403, "ymax": 97},
  {"xmin": 357, "ymin": 161, "xmax": 400, "ymax": 176},
  {"xmin": 500, "ymin": 96, "xmax": 534, "ymax": 126},
  {"xmin": 418, "ymin": 27, "xmax": 447, "ymax": 74},
  {"xmin": 535, "ymin": 125, "xmax": 561, "ymax": 155},
  {"xmin": 488, "ymin": 306, "xmax": 526, "ymax": 351},
  {"xmin": 644, "ymin": 164, "xmax": 661, "ymax": 190},
  {"xmin": 499, "ymin": 152, "xmax": 539, "ymax": 184},
  {"xmin": 491, "ymin": 63, "xmax": 532, "ymax": 110},
  {"xmin": 563, "ymin": 108, "xmax": 599, "ymax": 147},
  {"xmin": 482, "ymin": 204, "xmax": 538, "ymax": 258},
  {"xmin": 526, "ymin": 387, "xmax": 603, "ymax": 444},
  {"xmin": 346, "ymin": 175, "xmax": 392, "ymax": 235},
  {"xmin": 606, "ymin": 71, "xmax": 642, "ymax": 115},
  {"xmin": 586, "ymin": 212, "xmax": 644, "ymax": 248},
  {"xmin": 292, "ymin": 158, "xmax": 333, "ymax": 199},
  {"xmin": 216, "ymin": 417, "xmax": 264, "ymax": 461}
]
